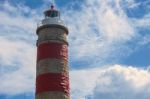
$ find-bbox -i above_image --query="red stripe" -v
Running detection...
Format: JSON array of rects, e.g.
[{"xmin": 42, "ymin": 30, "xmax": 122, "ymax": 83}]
[
  {"xmin": 37, "ymin": 43, "xmax": 68, "ymax": 61},
  {"xmin": 36, "ymin": 73, "xmax": 69, "ymax": 95}
]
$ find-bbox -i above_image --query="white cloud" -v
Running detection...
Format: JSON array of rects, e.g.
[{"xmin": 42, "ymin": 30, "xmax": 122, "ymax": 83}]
[
  {"xmin": 0, "ymin": 2, "xmax": 37, "ymax": 95},
  {"xmin": 63, "ymin": 0, "xmax": 135, "ymax": 63},
  {"xmin": 0, "ymin": 1, "xmax": 39, "ymax": 44},
  {"xmin": 70, "ymin": 65, "xmax": 150, "ymax": 99},
  {"xmin": 0, "ymin": 37, "xmax": 36, "ymax": 95},
  {"xmin": 123, "ymin": 0, "xmax": 140, "ymax": 8},
  {"xmin": 0, "ymin": 1, "xmax": 47, "ymax": 34},
  {"xmin": 137, "ymin": 34, "xmax": 150, "ymax": 46},
  {"xmin": 132, "ymin": 14, "xmax": 150, "ymax": 28}
]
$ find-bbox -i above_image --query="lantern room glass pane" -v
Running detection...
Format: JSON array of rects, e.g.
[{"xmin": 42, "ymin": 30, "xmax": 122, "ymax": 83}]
[{"xmin": 45, "ymin": 10, "xmax": 59, "ymax": 18}]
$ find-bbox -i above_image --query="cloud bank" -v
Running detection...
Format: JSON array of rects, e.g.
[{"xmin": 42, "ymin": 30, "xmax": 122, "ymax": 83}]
[
  {"xmin": 71, "ymin": 65, "xmax": 150, "ymax": 99},
  {"xmin": 63, "ymin": 0, "xmax": 150, "ymax": 68},
  {"xmin": 65, "ymin": 0, "xmax": 135, "ymax": 65}
]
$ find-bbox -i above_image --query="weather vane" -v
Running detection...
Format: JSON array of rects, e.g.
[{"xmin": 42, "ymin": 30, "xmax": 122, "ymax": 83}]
[{"xmin": 50, "ymin": 0, "xmax": 55, "ymax": 9}]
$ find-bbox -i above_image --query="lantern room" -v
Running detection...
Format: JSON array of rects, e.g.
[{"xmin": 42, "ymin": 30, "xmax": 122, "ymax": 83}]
[
  {"xmin": 37, "ymin": 3, "xmax": 67, "ymax": 30},
  {"xmin": 44, "ymin": 5, "xmax": 60, "ymax": 18}
]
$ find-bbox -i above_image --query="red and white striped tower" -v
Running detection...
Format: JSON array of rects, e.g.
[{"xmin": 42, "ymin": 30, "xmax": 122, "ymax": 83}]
[{"xmin": 35, "ymin": 3, "xmax": 69, "ymax": 99}]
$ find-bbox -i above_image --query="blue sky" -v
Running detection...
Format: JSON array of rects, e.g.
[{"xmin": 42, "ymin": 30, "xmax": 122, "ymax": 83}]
[{"xmin": 0, "ymin": 0, "xmax": 150, "ymax": 99}]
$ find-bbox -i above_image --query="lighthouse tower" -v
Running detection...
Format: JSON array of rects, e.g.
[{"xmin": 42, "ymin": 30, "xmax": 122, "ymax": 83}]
[{"xmin": 36, "ymin": 3, "xmax": 69, "ymax": 99}]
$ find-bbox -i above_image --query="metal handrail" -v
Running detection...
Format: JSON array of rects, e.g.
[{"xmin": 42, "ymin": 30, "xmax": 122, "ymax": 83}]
[{"xmin": 37, "ymin": 17, "xmax": 66, "ymax": 28}]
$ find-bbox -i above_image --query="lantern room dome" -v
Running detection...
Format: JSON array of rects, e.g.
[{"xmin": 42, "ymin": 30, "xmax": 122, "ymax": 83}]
[
  {"xmin": 37, "ymin": 3, "xmax": 68, "ymax": 35},
  {"xmin": 44, "ymin": 5, "xmax": 60, "ymax": 18}
]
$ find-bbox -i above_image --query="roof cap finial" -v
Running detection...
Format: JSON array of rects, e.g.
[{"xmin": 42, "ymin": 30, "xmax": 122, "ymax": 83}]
[{"xmin": 50, "ymin": 0, "xmax": 55, "ymax": 10}]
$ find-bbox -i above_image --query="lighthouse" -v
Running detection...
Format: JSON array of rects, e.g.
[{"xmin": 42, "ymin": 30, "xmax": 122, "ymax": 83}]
[{"xmin": 36, "ymin": 3, "xmax": 69, "ymax": 99}]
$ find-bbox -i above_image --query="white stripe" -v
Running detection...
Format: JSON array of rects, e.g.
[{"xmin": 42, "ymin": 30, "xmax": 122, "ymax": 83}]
[
  {"xmin": 36, "ymin": 91, "xmax": 69, "ymax": 99},
  {"xmin": 37, "ymin": 27, "xmax": 67, "ymax": 44},
  {"xmin": 37, "ymin": 40, "xmax": 68, "ymax": 46},
  {"xmin": 36, "ymin": 59, "xmax": 69, "ymax": 76}
]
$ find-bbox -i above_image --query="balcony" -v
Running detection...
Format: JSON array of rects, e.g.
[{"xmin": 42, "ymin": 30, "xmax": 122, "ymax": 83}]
[{"xmin": 37, "ymin": 17, "xmax": 66, "ymax": 28}]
